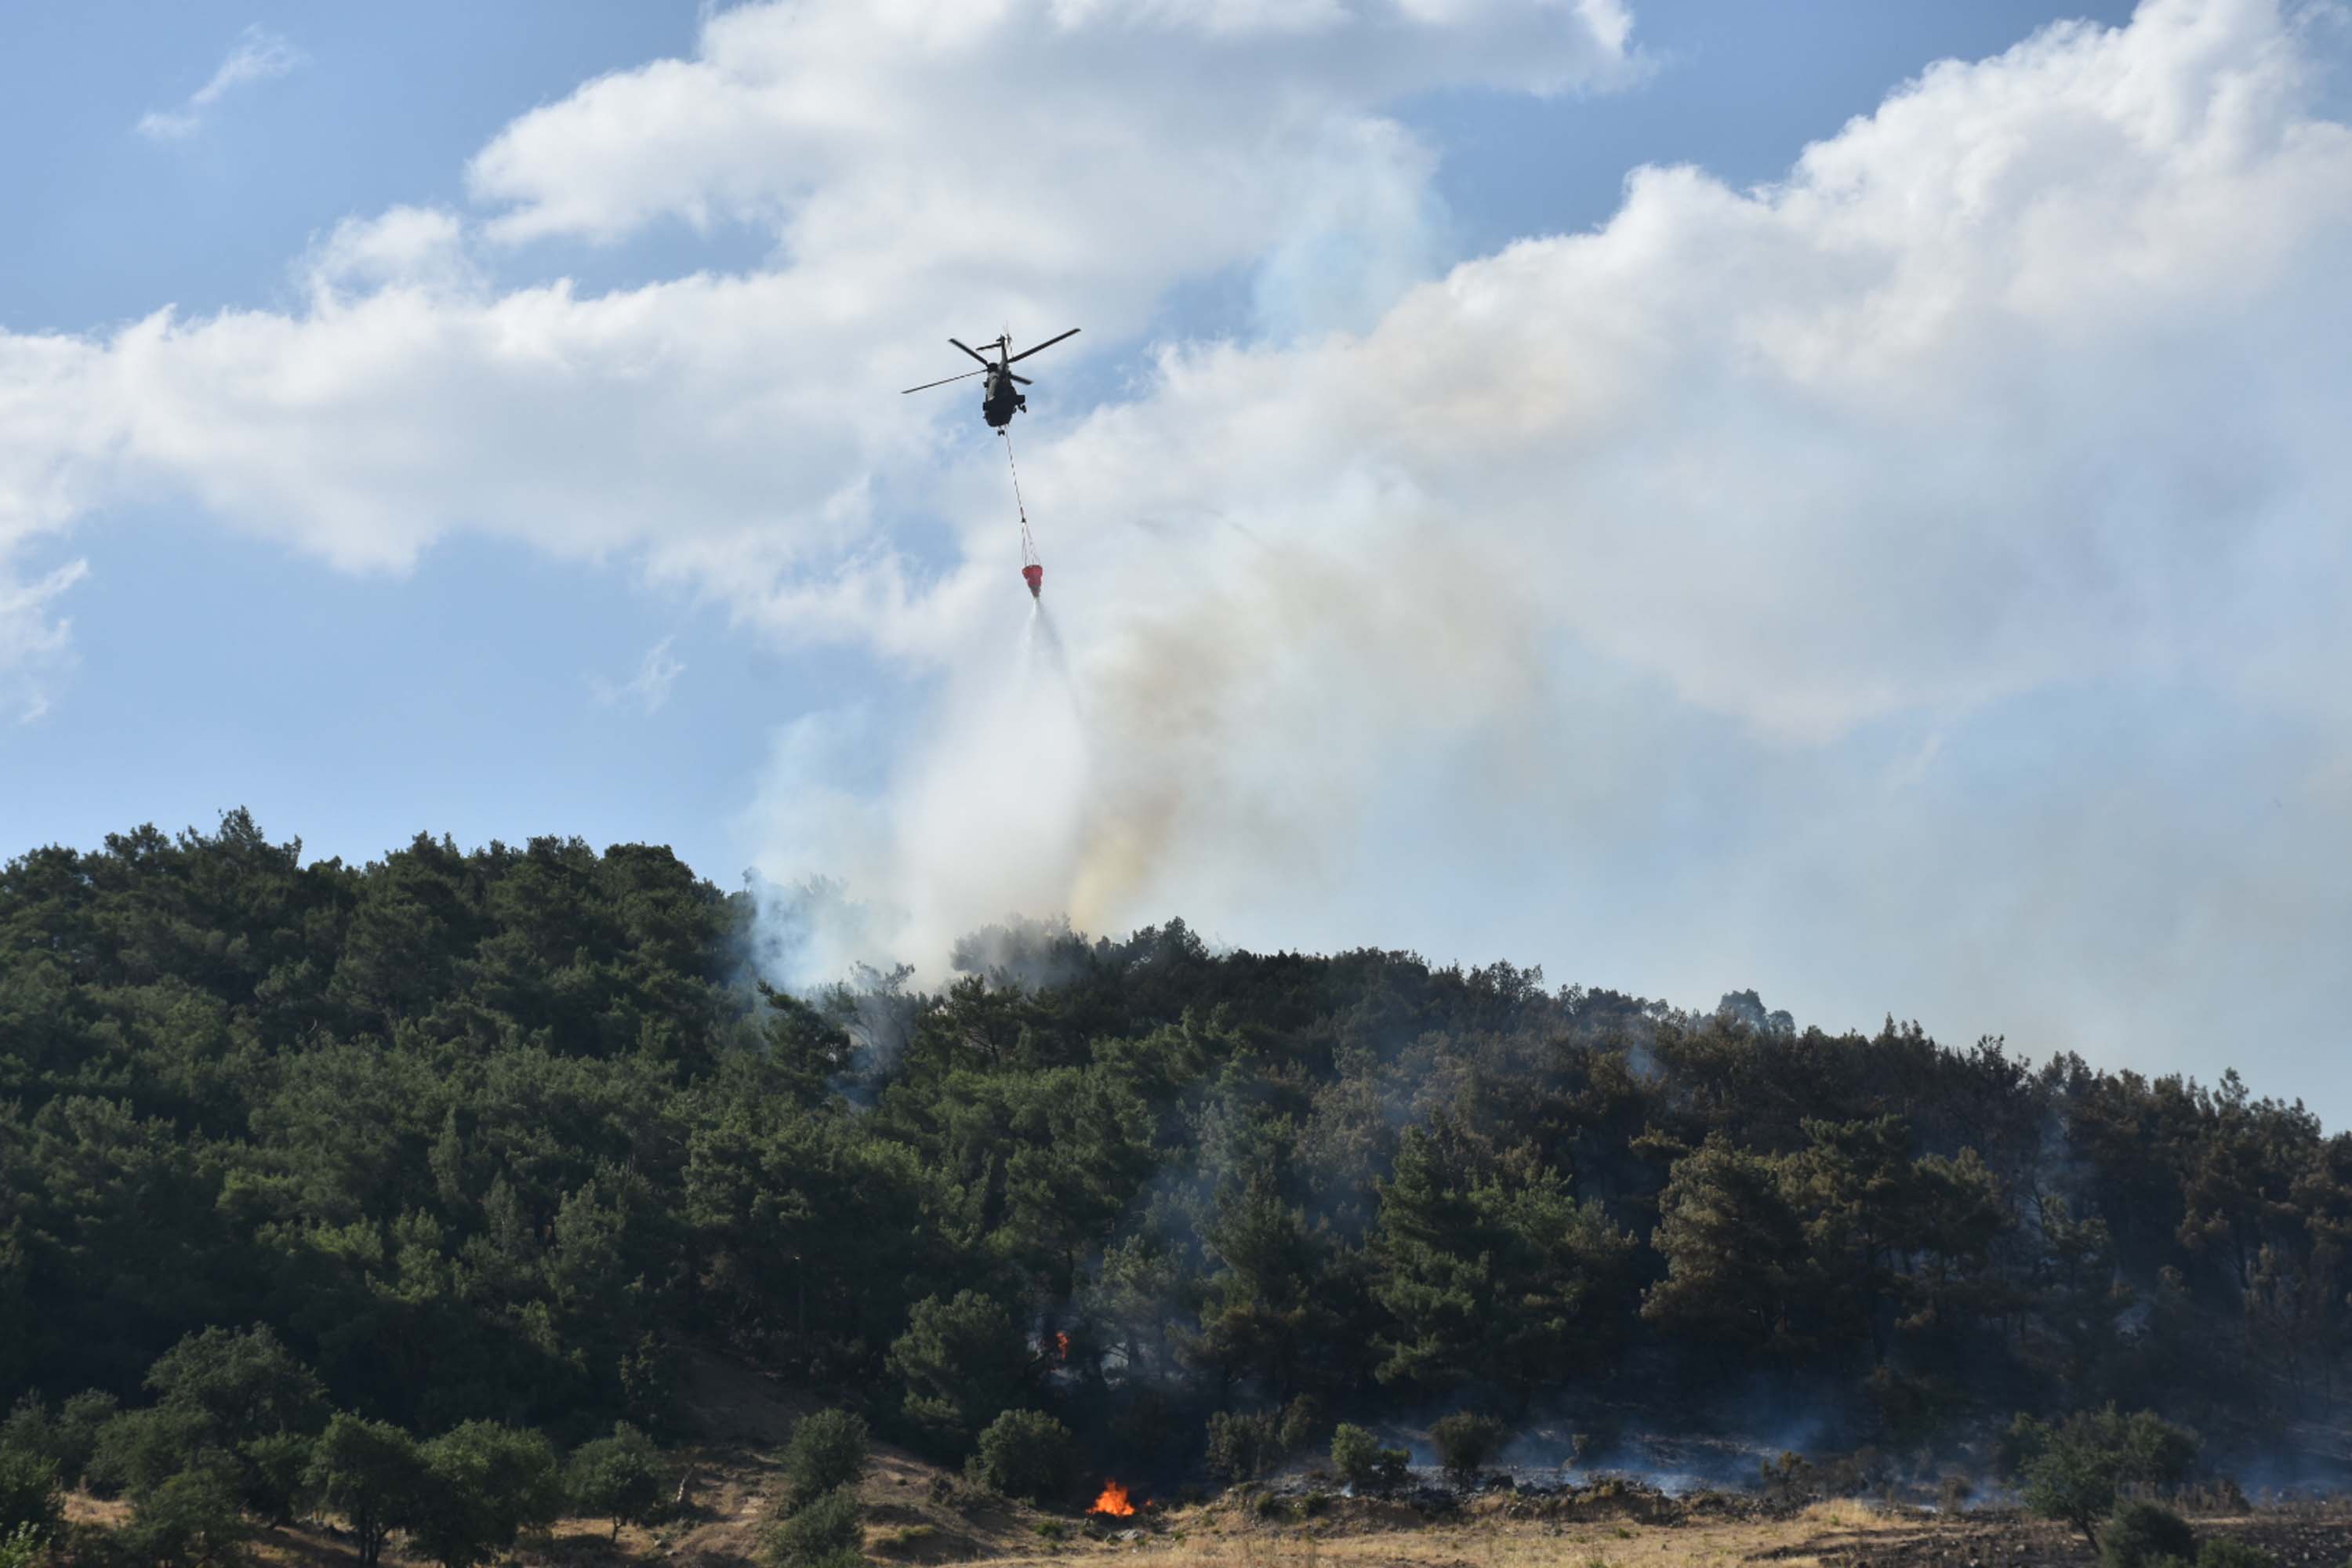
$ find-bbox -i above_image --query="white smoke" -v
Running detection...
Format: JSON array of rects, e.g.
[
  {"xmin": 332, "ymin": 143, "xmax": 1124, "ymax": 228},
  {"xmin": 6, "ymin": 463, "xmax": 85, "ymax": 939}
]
[
  {"xmin": 745, "ymin": 597, "xmax": 1095, "ymax": 984},
  {"xmin": 746, "ymin": 0, "xmax": 2352, "ymax": 1123}
]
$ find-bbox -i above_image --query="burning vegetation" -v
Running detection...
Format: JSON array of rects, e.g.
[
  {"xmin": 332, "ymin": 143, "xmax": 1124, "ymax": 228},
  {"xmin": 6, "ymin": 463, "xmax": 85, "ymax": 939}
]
[{"xmin": 1089, "ymin": 1481, "xmax": 1138, "ymax": 1517}]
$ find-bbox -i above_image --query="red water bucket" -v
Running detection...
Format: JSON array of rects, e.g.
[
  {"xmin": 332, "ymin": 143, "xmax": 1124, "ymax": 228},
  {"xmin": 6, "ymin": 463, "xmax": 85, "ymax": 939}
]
[{"xmin": 1022, "ymin": 563, "xmax": 1044, "ymax": 598}]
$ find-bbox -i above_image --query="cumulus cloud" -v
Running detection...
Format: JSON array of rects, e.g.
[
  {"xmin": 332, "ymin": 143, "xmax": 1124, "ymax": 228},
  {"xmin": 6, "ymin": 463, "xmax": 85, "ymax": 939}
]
[
  {"xmin": 0, "ymin": 0, "xmax": 1631, "ymax": 701},
  {"xmin": 1040, "ymin": 1, "xmax": 2352, "ymax": 749},
  {"xmin": 465, "ymin": 0, "xmax": 1631, "ymax": 345},
  {"xmin": 136, "ymin": 26, "xmax": 303, "ymax": 141},
  {"xmin": 466, "ymin": 0, "xmax": 1632, "ymax": 250},
  {"xmin": 302, "ymin": 207, "xmax": 482, "ymax": 298},
  {"xmin": 742, "ymin": 0, "xmax": 2352, "ymax": 1105}
]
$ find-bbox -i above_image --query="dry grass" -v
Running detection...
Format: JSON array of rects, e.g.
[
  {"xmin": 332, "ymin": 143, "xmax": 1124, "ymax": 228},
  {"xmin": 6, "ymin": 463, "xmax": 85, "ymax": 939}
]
[
  {"xmin": 60, "ymin": 1480, "xmax": 2352, "ymax": 1568},
  {"xmin": 974, "ymin": 1497, "xmax": 1933, "ymax": 1568}
]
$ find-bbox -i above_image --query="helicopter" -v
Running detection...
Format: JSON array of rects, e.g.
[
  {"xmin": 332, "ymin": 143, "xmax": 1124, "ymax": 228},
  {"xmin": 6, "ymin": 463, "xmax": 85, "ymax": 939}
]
[{"xmin": 901, "ymin": 328, "xmax": 1080, "ymax": 429}]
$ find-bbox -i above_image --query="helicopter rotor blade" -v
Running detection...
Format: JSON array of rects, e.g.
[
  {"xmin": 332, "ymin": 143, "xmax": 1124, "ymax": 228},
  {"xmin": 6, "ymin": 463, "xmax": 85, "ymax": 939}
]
[
  {"xmin": 1008, "ymin": 372, "xmax": 1033, "ymax": 386},
  {"xmin": 948, "ymin": 338, "xmax": 994, "ymax": 368},
  {"xmin": 901, "ymin": 368, "xmax": 988, "ymax": 394},
  {"xmin": 1005, "ymin": 328, "xmax": 1080, "ymax": 365}
]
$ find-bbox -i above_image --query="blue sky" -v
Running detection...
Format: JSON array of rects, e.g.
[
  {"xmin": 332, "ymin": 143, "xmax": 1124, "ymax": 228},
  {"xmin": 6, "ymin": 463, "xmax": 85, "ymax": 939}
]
[{"xmin": 6, "ymin": 0, "xmax": 2350, "ymax": 1120}]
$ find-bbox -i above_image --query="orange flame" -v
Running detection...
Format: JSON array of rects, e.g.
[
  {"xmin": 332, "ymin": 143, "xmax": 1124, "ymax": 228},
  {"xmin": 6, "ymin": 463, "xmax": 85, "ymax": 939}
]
[
  {"xmin": 1090, "ymin": 1480, "xmax": 1137, "ymax": 1517},
  {"xmin": 1054, "ymin": 1332, "xmax": 1071, "ymax": 1361}
]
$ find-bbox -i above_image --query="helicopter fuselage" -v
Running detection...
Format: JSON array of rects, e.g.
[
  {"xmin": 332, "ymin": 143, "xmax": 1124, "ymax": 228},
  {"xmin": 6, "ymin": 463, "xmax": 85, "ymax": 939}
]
[{"xmin": 982, "ymin": 366, "xmax": 1025, "ymax": 428}]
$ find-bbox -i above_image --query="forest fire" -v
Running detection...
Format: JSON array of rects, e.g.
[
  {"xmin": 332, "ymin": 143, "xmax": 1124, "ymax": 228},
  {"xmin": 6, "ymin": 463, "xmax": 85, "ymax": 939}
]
[
  {"xmin": 1089, "ymin": 1481, "xmax": 1138, "ymax": 1517},
  {"xmin": 1054, "ymin": 1331, "xmax": 1070, "ymax": 1361}
]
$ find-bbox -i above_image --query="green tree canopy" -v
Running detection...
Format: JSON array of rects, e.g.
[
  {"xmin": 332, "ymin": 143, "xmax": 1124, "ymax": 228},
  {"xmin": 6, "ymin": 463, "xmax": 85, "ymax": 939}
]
[
  {"xmin": 886, "ymin": 1292, "xmax": 1031, "ymax": 1454},
  {"xmin": 781, "ymin": 1409, "xmax": 870, "ymax": 1513},
  {"xmin": 306, "ymin": 1414, "xmax": 425, "ymax": 1568},
  {"xmin": 566, "ymin": 1421, "xmax": 667, "ymax": 1541},
  {"xmin": 964, "ymin": 1410, "xmax": 1075, "ymax": 1504},
  {"xmin": 408, "ymin": 1421, "xmax": 562, "ymax": 1568}
]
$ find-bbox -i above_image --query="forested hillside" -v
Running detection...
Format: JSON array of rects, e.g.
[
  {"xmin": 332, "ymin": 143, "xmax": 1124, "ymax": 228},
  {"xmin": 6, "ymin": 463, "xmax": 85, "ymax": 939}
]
[{"xmin": 4, "ymin": 812, "xmax": 2347, "ymax": 1524}]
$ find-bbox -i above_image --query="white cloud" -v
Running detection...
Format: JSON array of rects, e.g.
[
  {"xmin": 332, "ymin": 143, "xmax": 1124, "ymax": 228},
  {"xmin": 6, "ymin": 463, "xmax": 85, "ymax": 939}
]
[
  {"xmin": 2, "ymin": 0, "xmax": 1632, "ymax": 687},
  {"xmin": 592, "ymin": 636, "xmax": 688, "ymax": 714},
  {"xmin": 741, "ymin": 0, "xmax": 2352, "ymax": 1109},
  {"xmin": 303, "ymin": 207, "xmax": 481, "ymax": 298},
  {"xmin": 461, "ymin": 0, "xmax": 1631, "ymax": 349},
  {"xmin": 0, "ymin": 325, "xmax": 114, "ymax": 726},
  {"xmin": 136, "ymin": 26, "xmax": 303, "ymax": 141},
  {"xmin": 0, "ymin": 558, "xmax": 89, "ymax": 724},
  {"xmin": 466, "ymin": 0, "xmax": 1631, "ymax": 249}
]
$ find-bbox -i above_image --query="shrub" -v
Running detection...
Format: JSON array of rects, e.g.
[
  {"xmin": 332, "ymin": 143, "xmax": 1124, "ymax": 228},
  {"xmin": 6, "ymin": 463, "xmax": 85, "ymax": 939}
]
[
  {"xmin": 783, "ymin": 1410, "xmax": 871, "ymax": 1512},
  {"xmin": 118, "ymin": 1460, "xmax": 250, "ymax": 1568},
  {"xmin": 2195, "ymin": 1541, "xmax": 2277, "ymax": 1568},
  {"xmin": 965, "ymin": 1410, "xmax": 1075, "ymax": 1504},
  {"xmin": 47, "ymin": 1394, "xmax": 118, "ymax": 1492},
  {"xmin": 145, "ymin": 1324, "xmax": 326, "ymax": 1446},
  {"xmin": 28, "ymin": 1520, "xmax": 128, "ymax": 1568},
  {"xmin": 1278, "ymin": 1397, "xmax": 1325, "ymax": 1456},
  {"xmin": 768, "ymin": 1486, "xmax": 862, "ymax": 1568},
  {"xmin": 1429, "ymin": 1414, "xmax": 1506, "ymax": 1486},
  {"xmin": 1759, "ymin": 1451, "xmax": 1815, "ymax": 1504},
  {"xmin": 2009, "ymin": 1408, "xmax": 2200, "ymax": 1549},
  {"xmin": 887, "ymin": 1293, "xmax": 1030, "ymax": 1454},
  {"xmin": 567, "ymin": 1422, "xmax": 668, "ymax": 1540},
  {"xmin": 408, "ymin": 1421, "xmax": 564, "ymax": 1568},
  {"xmin": 2022, "ymin": 1440, "xmax": 2114, "ymax": 1548},
  {"xmin": 1330, "ymin": 1425, "xmax": 1408, "ymax": 1494},
  {"xmin": 1330, "ymin": 1425, "xmax": 1375, "ymax": 1487},
  {"xmin": 0, "ymin": 1452, "xmax": 60, "ymax": 1541},
  {"xmin": 306, "ymin": 1414, "xmax": 425, "ymax": 1568},
  {"xmin": 0, "ymin": 1522, "xmax": 43, "ymax": 1568},
  {"xmin": 0, "ymin": 1401, "xmax": 51, "ymax": 1468},
  {"xmin": 85, "ymin": 1406, "xmax": 212, "ymax": 1501},
  {"xmin": 2005, "ymin": 1409, "xmax": 2198, "ymax": 1486},
  {"xmin": 2101, "ymin": 1502, "xmax": 2196, "ymax": 1568},
  {"xmin": 238, "ymin": 1430, "xmax": 314, "ymax": 1523},
  {"xmin": 1207, "ymin": 1410, "xmax": 1283, "ymax": 1482}
]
